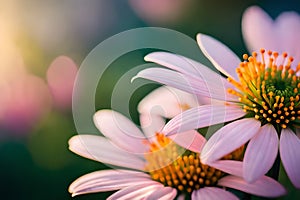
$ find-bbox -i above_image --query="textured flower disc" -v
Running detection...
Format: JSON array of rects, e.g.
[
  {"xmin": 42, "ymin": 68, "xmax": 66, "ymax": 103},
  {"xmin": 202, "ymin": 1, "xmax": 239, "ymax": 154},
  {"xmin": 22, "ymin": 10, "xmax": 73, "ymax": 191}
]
[
  {"xmin": 228, "ymin": 49, "xmax": 300, "ymax": 130},
  {"xmin": 144, "ymin": 133, "xmax": 243, "ymax": 193}
]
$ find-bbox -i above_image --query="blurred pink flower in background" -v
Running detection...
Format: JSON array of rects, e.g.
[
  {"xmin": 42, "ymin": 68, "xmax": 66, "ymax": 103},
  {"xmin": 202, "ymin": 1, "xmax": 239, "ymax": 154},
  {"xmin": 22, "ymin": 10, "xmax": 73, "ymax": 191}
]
[
  {"xmin": 46, "ymin": 56, "xmax": 78, "ymax": 111},
  {"xmin": 242, "ymin": 6, "xmax": 300, "ymax": 61},
  {"xmin": 0, "ymin": 73, "xmax": 52, "ymax": 135},
  {"xmin": 129, "ymin": 0, "xmax": 191, "ymax": 25}
]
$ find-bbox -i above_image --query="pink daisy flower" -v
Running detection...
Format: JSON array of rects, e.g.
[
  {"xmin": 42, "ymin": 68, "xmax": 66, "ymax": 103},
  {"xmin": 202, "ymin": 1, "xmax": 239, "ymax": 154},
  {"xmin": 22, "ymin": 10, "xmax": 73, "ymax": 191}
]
[
  {"xmin": 134, "ymin": 33, "xmax": 300, "ymax": 188},
  {"xmin": 68, "ymin": 110, "xmax": 286, "ymax": 199}
]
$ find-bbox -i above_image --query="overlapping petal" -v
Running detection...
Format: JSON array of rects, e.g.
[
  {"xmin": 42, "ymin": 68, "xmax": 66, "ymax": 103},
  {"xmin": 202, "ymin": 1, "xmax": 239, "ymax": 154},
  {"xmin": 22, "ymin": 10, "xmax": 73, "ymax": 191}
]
[
  {"xmin": 218, "ymin": 175, "xmax": 286, "ymax": 197},
  {"xmin": 280, "ymin": 128, "xmax": 300, "ymax": 188},
  {"xmin": 138, "ymin": 86, "xmax": 199, "ymax": 118},
  {"xmin": 133, "ymin": 67, "xmax": 236, "ymax": 101},
  {"xmin": 69, "ymin": 170, "xmax": 152, "ymax": 196},
  {"xmin": 144, "ymin": 187, "xmax": 177, "ymax": 200},
  {"xmin": 68, "ymin": 135, "xmax": 145, "ymax": 170},
  {"xmin": 107, "ymin": 182, "xmax": 164, "ymax": 200},
  {"xmin": 169, "ymin": 130, "xmax": 206, "ymax": 153},
  {"xmin": 200, "ymin": 118, "xmax": 261, "ymax": 164},
  {"xmin": 243, "ymin": 124, "xmax": 278, "ymax": 183},
  {"xmin": 163, "ymin": 104, "xmax": 245, "ymax": 135},
  {"xmin": 93, "ymin": 110, "xmax": 148, "ymax": 153}
]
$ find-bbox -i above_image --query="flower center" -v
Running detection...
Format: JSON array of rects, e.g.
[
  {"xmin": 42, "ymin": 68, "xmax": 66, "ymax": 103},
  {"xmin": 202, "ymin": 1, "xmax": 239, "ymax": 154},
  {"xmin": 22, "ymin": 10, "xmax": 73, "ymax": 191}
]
[
  {"xmin": 228, "ymin": 49, "xmax": 300, "ymax": 129},
  {"xmin": 144, "ymin": 133, "xmax": 243, "ymax": 193}
]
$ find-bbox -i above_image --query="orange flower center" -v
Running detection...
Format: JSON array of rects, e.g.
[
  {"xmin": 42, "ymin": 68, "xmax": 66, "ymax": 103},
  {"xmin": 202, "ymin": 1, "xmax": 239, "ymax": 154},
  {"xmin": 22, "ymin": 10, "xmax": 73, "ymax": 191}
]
[
  {"xmin": 144, "ymin": 133, "xmax": 243, "ymax": 193},
  {"xmin": 228, "ymin": 49, "xmax": 300, "ymax": 129}
]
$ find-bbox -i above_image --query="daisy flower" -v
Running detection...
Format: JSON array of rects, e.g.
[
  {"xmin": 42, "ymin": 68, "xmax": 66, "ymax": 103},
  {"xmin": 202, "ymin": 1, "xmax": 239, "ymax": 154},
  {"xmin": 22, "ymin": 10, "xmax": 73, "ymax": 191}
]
[
  {"xmin": 242, "ymin": 6, "xmax": 300, "ymax": 62},
  {"xmin": 133, "ymin": 33, "xmax": 300, "ymax": 188},
  {"xmin": 68, "ymin": 110, "xmax": 286, "ymax": 199}
]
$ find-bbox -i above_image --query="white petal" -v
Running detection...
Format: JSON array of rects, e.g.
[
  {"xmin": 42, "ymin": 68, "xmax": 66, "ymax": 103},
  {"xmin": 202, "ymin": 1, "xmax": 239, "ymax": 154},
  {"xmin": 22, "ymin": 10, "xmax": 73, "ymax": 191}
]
[
  {"xmin": 169, "ymin": 130, "xmax": 206, "ymax": 153},
  {"xmin": 201, "ymin": 118, "xmax": 260, "ymax": 164},
  {"xmin": 107, "ymin": 182, "xmax": 164, "ymax": 200},
  {"xmin": 243, "ymin": 124, "xmax": 278, "ymax": 183},
  {"xmin": 133, "ymin": 68, "xmax": 237, "ymax": 102},
  {"xmin": 192, "ymin": 187, "xmax": 238, "ymax": 200},
  {"xmin": 93, "ymin": 110, "xmax": 147, "ymax": 153},
  {"xmin": 208, "ymin": 160, "xmax": 243, "ymax": 177},
  {"xmin": 138, "ymin": 85, "xmax": 199, "ymax": 119},
  {"xmin": 218, "ymin": 175, "xmax": 287, "ymax": 197},
  {"xmin": 163, "ymin": 104, "xmax": 245, "ymax": 135},
  {"xmin": 280, "ymin": 128, "xmax": 300, "ymax": 189},
  {"xmin": 145, "ymin": 187, "xmax": 177, "ymax": 200},
  {"xmin": 242, "ymin": 6, "xmax": 277, "ymax": 52},
  {"xmin": 68, "ymin": 135, "xmax": 145, "ymax": 170},
  {"xmin": 69, "ymin": 169, "xmax": 151, "ymax": 196},
  {"xmin": 196, "ymin": 34, "xmax": 240, "ymax": 80},
  {"xmin": 139, "ymin": 113, "xmax": 165, "ymax": 141}
]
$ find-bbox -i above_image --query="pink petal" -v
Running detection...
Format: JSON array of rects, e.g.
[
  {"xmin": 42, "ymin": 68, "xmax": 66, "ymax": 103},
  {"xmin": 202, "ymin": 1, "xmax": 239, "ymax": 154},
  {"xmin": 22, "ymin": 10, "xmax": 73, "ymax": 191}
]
[
  {"xmin": 200, "ymin": 118, "xmax": 260, "ymax": 164},
  {"xmin": 196, "ymin": 34, "xmax": 240, "ymax": 80},
  {"xmin": 46, "ymin": 56, "xmax": 77, "ymax": 109},
  {"xmin": 133, "ymin": 68, "xmax": 237, "ymax": 102},
  {"xmin": 69, "ymin": 169, "xmax": 151, "ymax": 196},
  {"xmin": 243, "ymin": 124, "xmax": 278, "ymax": 183},
  {"xmin": 163, "ymin": 104, "xmax": 245, "ymax": 135},
  {"xmin": 68, "ymin": 135, "xmax": 145, "ymax": 170},
  {"xmin": 144, "ymin": 187, "xmax": 177, "ymax": 200},
  {"xmin": 93, "ymin": 110, "xmax": 148, "ymax": 153},
  {"xmin": 138, "ymin": 85, "xmax": 199, "ymax": 119},
  {"xmin": 280, "ymin": 128, "xmax": 300, "ymax": 189},
  {"xmin": 144, "ymin": 52, "xmax": 231, "ymax": 86},
  {"xmin": 208, "ymin": 160, "xmax": 243, "ymax": 177},
  {"xmin": 107, "ymin": 182, "xmax": 164, "ymax": 200},
  {"xmin": 242, "ymin": 6, "xmax": 277, "ymax": 52},
  {"xmin": 169, "ymin": 130, "xmax": 206, "ymax": 153},
  {"xmin": 218, "ymin": 175, "xmax": 287, "ymax": 197},
  {"xmin": 192, "ymin": 187, "xmax": 238, "ymax": 200},
  {"xmin": 275, "ymin": 11, "xmax": 300, "ymax": 62}
]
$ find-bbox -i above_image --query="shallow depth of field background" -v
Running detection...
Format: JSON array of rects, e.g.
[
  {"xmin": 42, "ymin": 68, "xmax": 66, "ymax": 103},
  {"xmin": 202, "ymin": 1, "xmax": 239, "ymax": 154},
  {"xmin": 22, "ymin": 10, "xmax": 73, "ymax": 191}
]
[{"xmin": 1, "ymin": 0, "xmax": 300, "ymax": 199}]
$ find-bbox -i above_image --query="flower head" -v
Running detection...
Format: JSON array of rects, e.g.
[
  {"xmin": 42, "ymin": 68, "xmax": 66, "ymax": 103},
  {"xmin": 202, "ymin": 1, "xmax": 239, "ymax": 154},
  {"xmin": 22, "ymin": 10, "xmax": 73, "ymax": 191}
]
[
  {"xmin": 134, "ymin": 33, "xmax": 300, "ymax": 189},
  {"xmin": 68, "ymin": 110, "xmax": 286, "ymax": 199}
]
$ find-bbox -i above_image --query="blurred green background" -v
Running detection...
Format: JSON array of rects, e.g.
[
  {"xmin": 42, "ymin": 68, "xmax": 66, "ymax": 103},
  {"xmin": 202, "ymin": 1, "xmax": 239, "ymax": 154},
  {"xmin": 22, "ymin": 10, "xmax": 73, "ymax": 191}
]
[{"xmin": 1, "ymin": 0, "xmax": 300, "ymax": 199}]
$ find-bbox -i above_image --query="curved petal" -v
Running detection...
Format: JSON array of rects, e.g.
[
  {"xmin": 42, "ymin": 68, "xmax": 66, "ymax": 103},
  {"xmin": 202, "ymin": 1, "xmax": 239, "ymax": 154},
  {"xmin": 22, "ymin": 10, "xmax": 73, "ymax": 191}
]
[
  {"xmin": 208, "ymin": 160, "xmax": 243, "ymax": 177},
  {"xmin": 243, "ymin": 124, "xmax": 278, "ymax": 183},
  {"xmin": 133, "ymin": 68, "xmax": 237, "ymax": 102},
  {"xmin": 218, "ymin": 175, "xmax": 287, "ymax": 197},
  {"xmin": 280, "ymin": 128, "xmax": 300, "ymax": 189},
  {"xmin": 145, "ymin": 187, "xmax": 177, "ymax": 200},
  {"xmin": 197, "ymin": 34, "xmax": 240, "ymax": 80},
  {"xmin": 200, "ymin": 118, "xmax": 261, "ymax": 164},
  {"xmin": 139, "ymin": 114, "xmax": 166, "ymax": 141},
  {"xmin": 169, "ymin": 130, "xmax": 206, "ymax": 153},
  {"xmin": 275, "ymin": 11, "xmax": 300, "ymax": 62},
  {"xmin": 107, "ymin": 182, "xmax": 164, "ymax": 200},
  {"xmin": 68, "ymin": 135, "xmax": 145, "ymax": 170},
  {"xmin": 93, "ymin": 110, "xmax": 147, "ymax": 153},
  {"xmin": 163, "ymin": 104, "xmax": 245, "ymax": 135},
  {"xmin": 145, "ymin": 52, "xmax": 229, "ymax": 84},
  {"xmin": 242, "ymin": 6, "xmax": 277, "ymax": 52},
  {"xmin": 192, "ymin": 187, "xmax": 238, "ymax": 200},
  {"xmin": 69, "ymin": 170, "xmax": 151, "ymax": 196},
  {"xmin": 138, "ymin": 86, "xmax": 199, "ymax": 119}
]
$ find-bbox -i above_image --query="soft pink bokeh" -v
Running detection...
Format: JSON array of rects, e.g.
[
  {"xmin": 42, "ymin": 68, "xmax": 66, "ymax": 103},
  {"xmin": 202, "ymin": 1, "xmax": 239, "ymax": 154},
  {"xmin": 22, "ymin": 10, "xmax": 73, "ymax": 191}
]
[
  {"xmin": 129, "ymin": 0, "xmax": 190, "ymax": 25},
  {"xmin": 46, "ymin": 56, "xmax": 78, "ymax": 110},
  {"xmin": 0, "ymin": 72, "xmax": 52, "ymax": 135}
]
